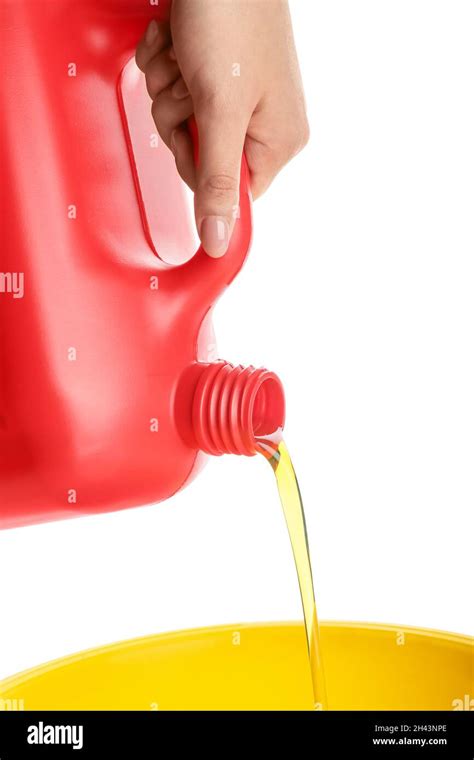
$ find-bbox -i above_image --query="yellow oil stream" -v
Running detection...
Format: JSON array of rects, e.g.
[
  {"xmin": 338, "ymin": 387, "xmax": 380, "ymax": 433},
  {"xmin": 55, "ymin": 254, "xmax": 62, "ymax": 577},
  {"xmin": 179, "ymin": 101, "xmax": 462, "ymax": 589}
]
[{"xmin": 257, "ymin": 434, "xmax": 328, "ymax": 709}]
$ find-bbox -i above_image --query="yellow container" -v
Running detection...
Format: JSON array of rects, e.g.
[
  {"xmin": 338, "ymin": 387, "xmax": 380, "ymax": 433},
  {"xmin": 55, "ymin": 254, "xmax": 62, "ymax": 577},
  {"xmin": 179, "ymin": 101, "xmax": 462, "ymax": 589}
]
[{"xmin": 1, "ymin": 622, "xmax": 472, "ymax": 711}]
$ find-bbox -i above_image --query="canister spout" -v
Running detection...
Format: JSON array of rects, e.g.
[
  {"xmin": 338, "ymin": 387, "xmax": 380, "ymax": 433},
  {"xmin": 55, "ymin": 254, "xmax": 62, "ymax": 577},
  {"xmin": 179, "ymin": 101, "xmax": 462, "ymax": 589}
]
[
  {"xmin": 177, "ymin": 361, "xmax": 286, "ymax": 456},
  {"xmin": 192, "ymin": 362, "xmax": 285, "ymax": 456}
]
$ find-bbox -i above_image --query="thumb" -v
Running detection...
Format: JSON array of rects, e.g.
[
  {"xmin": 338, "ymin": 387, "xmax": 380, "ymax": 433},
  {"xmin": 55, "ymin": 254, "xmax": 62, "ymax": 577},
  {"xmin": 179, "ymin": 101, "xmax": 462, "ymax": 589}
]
[{"xmin": 194, "ymin": 109, "xmax": 248, "ymax": 258}]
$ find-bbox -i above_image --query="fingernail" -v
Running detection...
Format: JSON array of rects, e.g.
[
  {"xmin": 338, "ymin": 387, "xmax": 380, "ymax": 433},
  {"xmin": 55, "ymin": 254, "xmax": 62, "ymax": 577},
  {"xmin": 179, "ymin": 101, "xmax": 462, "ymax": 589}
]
[
  {"xmin": 201, "ymin": 216, "xmax": 230, "ymax": 258},
  {"xmin": 145, "ymin": 20, "xmax": 158, "ymax": 46},
  {"xmin": 171, "ymin": 78, "xmax": 189, "ymax": 100},
  {"xmin": 170, "ymin": 129, "xmax": 177, "ymax": 156},
  {"xmin": 168, "ymin": 46, "xmax": 177, "ymax": 61}
]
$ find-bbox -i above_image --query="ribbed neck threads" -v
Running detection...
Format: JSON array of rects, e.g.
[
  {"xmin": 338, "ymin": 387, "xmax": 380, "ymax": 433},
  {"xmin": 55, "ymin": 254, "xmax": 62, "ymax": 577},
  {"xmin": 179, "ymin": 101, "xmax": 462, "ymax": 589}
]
[{"xmin": 192, "ymin": 362, "xmax": 285, "ymax": 456}]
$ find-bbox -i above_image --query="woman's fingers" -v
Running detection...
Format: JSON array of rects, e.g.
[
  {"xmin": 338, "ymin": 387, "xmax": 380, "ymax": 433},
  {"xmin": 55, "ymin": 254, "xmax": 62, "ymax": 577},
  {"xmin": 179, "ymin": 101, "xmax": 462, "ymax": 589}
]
[
  {"xmin": 143, "ymin": 49, "xmax": 180, "ymax": 100},
  {"xmin": 151, "ymin": 87, "xmax": 194, "ymax": 149},
  {"xmin": 137, "ymin": 23, "xmax": 196, "ymax": 194},
  {"xmin": 135, "ymin": 20, "xmax": 170, "ymax": 73}
]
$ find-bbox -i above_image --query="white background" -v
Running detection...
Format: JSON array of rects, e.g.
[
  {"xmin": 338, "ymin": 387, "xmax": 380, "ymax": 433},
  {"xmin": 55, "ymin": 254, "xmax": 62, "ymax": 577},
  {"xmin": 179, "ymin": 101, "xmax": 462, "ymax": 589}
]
[{"xmin": 1, "ymin": 0, "xmax": 473, "ymax": 678}]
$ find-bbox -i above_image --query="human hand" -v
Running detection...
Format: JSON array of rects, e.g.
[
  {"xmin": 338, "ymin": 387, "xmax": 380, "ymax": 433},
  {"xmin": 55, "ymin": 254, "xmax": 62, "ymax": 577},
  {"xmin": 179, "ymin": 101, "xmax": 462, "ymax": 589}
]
[{"xmin": 136, "ymin": 0, "xmax": 309, "ymax": 257}]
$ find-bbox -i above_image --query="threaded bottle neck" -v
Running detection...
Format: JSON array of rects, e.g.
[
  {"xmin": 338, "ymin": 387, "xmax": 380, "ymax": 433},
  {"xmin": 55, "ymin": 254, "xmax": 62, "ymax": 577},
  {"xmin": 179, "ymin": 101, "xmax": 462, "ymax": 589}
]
[{"xmin": 192, "ymin": 362, "xmax": 285, "ymax": 456}]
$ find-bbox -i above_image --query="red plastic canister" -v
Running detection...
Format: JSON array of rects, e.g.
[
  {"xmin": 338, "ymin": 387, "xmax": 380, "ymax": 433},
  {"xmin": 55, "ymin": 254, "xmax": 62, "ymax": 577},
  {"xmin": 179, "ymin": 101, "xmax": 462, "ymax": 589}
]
[{"xmin": 0, "ymin": 0, "xmax": 285, "ymax": 529}]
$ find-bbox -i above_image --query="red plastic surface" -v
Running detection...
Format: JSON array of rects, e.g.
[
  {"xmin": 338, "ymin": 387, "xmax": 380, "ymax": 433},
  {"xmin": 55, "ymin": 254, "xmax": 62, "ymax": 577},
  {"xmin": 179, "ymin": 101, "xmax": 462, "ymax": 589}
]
[{"xmin": 0, "ymin": 0, "xmax": 284, "ymax": 530}]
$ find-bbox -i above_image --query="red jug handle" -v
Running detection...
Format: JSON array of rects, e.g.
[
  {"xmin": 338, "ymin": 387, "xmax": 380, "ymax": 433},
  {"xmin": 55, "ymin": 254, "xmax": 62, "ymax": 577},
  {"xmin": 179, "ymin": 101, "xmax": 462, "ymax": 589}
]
[{"xmin": 166, "ymin": 115, "xmax": 253, "ymax": 312}]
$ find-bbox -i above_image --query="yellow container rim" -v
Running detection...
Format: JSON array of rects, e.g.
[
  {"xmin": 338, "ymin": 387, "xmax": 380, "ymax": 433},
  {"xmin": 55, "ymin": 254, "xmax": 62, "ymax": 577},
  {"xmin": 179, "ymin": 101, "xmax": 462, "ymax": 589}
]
[{"xmin": 2, "ymin": 619, "xmax": 471, "ymax": 690}]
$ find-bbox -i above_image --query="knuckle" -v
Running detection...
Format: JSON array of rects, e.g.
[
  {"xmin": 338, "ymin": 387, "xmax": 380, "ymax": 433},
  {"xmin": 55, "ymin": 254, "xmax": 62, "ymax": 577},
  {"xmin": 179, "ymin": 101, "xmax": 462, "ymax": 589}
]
[
  {"xmin": 135, "ymin": 50, "xmax": 146, "ymax": 73},
  {"xmin": 146, "ymin": 71, "xmax": 168, "ymax": 101},
  {"xmin": 195, "ymin": 84, "xmax": 242, "ymax": 122},
  {"xmin": 299, "ymin": 119, "xmax": 311, "ymax": 150},
  {"xmin": 201, "ymin": 173, "xmax": 239, "ymax": 199},
  {"xmin": 279, "ymin": 117, "xmax": 311, "ymax": 160},
  {"xmin": 190, "ymin": 70, "xmax": 221, "ymax": 107},
  {"xmin": 144, "ymin": 57, "xmax": 175, "ymax": 100},
  {"xmin": 200, "ymin": 89, "xmax": 229, "ymax": 114},
  {"xmin": 151, "ymin": 96, "xmax": 165, "ymax": 122},
  {"xmin": 150, "ymin": 98, "xmax": 170, "ymax": 141},
  {"xmin": 145, "ymin": 73, "xmax": 157, "ymax": 100}
]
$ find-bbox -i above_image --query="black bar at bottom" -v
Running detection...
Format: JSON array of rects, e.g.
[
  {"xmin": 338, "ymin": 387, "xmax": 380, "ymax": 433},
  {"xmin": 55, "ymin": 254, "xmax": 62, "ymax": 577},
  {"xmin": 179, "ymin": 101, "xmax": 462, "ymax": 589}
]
[{"xmin": 0, "ymin": 710, "xmax": 472, "ymax": 757}]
